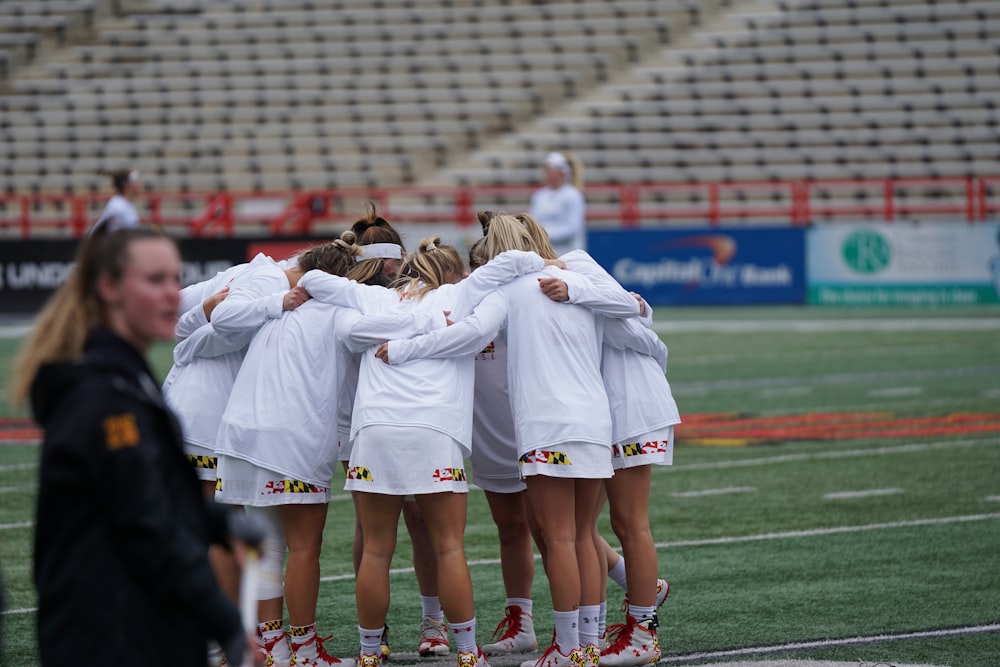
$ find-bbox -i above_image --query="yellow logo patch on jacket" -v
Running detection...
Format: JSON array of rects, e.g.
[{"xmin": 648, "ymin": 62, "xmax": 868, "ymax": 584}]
[{"xmin": 103, "ymin": 413, "xmax": 140, "ymax": 450}]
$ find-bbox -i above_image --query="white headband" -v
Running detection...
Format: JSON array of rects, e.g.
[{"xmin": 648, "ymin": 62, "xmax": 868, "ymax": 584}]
[{"xmin": 357, "ymin": 243, "xmax": 403, "ymax": 262}]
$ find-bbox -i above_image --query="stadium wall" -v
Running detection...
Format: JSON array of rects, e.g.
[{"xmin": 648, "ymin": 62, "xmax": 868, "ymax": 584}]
[{"xmin": 2, "ymin": 224, "xmax": 998, "ymax": 312}]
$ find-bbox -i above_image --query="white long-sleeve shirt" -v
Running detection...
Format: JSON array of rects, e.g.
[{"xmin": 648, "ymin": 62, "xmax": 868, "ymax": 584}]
[
  {"xmin": 162, "ymin": 261, "xmax": 263, "ymax": 449},
  {"xmin": 300, "ymin": 250, "xmax": 547, "ymax": 451},
  {"xmin": 214, "ymin": 300, "xmax": 347, "ymax": 486},
  {"xmin": 560, "ymin": 249, "xmax": 680, "ymax": 444},
  {"xmin": 601, "ymin": 318, "xmax": 681, "ymax": 445},
  {"xmin": 529, "ymin": 184, "xmax": 586, "ymax": 256},
  {"xmin": 210, "ymin": 254, "xmax": 290, "ymax": 336},
  {"xmin": 388, "ymin": 268, "xmax": 614, "ymax": 456}
]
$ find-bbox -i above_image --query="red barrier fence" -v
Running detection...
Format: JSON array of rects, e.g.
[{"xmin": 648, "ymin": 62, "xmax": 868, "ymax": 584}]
[{"xmin": 1, "ymin": 176, "xmax": 996, "ymax": 239}]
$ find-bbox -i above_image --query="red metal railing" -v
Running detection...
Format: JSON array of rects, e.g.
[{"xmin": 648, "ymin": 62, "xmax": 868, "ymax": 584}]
[{"xmin": 0, "ymin": 176, "xmax": 995, "ymax": 239}]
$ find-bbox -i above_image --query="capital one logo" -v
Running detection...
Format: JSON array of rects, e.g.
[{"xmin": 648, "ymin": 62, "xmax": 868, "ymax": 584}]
[{"xmin": 842, "ymin": 230, "xmax": 891, "ymax": 274}]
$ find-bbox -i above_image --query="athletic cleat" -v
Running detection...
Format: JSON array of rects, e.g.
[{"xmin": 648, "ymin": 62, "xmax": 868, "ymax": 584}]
[
  {"xmin": 582, "ymin": 643, "xmax": 600, "ymax": 667},
  {"xmin": 290, "ymin": 633, "xmax": 356, "ymax": 667},
  {"xmin": 599, "ymin": 616, "xmax": 660, "ymax": 667},
  {"xmin": 457, "ymin": 646, "xmax": 490, "ymax": 667},
  {"xmin": 381, "ymin": 624, "xmax": 392, "ymax": 661},
  {"xmin": 655, "ymin": 578, "xmax": 670, "ymax": 609},
  {"xmin": 418, "ymin": 616, "xmax": 451, "ymax": 657},
  {"xmin": 258, "ymin": 631, "xmax": 292, "ymax": 667},
  {"xmin": 621, "ymin": 578, "xmax": 670, "ymax": 613},
  {"xmin": 483, "ymin": 605, "xmax": 538, "ymax": 655},
  {"xmin": 357, "ymin": 653, "xmax": 382, "ymax": 667},
  {"xmin": 519, "ymin": 644, "xmax": 586, "ymax": 667}
]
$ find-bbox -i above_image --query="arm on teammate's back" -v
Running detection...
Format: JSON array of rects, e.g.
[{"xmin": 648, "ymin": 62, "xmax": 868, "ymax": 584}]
[
  {"xmin": 209, "ymin": 271, "xmax": 286, "ymax": 334},
  {"xmin": 446, "ymin": 249, "xmax": 547, "ymax": 321},
  {"xmin": 387, "ymin": 291, "xmax": 507, "ymax": 364},
  {"xmin": 343, "ymin": 310, "xmax": 450, "ymax": 353},
  {"xmin": 603, "ymin": 317, "xmax": 669, "ymax": 371}
]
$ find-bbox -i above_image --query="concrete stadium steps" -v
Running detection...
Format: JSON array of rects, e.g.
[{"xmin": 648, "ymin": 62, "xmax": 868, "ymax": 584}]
[{"xmin": 427, "ymin": 0, "xmax": 1000, "ymax": 190}]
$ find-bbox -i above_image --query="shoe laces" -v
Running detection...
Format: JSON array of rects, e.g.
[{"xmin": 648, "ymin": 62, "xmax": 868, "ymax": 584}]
[
  {"xmin": 491, "ymin": 606, "xmax": 524, "ymax": 642},
  {"xmin": 603, "ymin": 616, "xmax": 637, "ymax": 654},
  {"xmin": 358, "ymin": 653, "xmax": 382, "ymax": 667},
  {"xmin": 297, "ymin": 633, "xmax": 338, "ymax": 661}
]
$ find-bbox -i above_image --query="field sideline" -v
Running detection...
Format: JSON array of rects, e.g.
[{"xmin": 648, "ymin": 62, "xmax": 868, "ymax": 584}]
[{"xmin": 1, "ymin": 306, "xmax": 999, "ymax": 666}]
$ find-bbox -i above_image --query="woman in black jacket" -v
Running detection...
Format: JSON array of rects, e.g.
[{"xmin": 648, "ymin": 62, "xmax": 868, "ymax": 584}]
[{"xmin": 11, "ymin": 226, "xmax": 249, "ymax": 667}]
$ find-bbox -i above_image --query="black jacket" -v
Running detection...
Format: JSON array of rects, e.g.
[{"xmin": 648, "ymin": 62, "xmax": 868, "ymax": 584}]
[{"xmin": 31, "ymin": 328, "xmax": 243, "ymax": 666}]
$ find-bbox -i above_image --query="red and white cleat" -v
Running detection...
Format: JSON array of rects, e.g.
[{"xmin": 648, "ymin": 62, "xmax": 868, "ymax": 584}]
[{"xmin": 484, "ymin": 606, "xmax": 538, "ymax": 655}]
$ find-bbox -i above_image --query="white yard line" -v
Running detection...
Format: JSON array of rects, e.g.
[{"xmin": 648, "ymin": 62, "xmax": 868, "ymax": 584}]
[
  {"xmin": 0, "ymin": 521, "xmax": 33, "ymax": 531},
  {"xmin": 316, "ymin": 512, "xmax": 1000, "ymax": 583},
  {"xmin": 672, "ymin": 486, "xmax": 757, "ymax": 498},
  {"xmin": 984, "ymin": 495, "xmax": 1000, "ymax": 502},
  {"xmin": 0, "ymin": 462, "xmax": 38, "ymax": 473},
  {"xmin": 7, "ymin": 512, "xmax": 997, "ymax": 614},
  {"xmin": 0, "ymin": 484, "xmax": 34, "ymax": 494},
  {"xmin": 659, "ymin": 437, "xmax": 1000, "ymax": 473},
  {"xmin": 867, "ymin": 386, "xmax": 924, "ymax": 398},
  {"xmin": 652, "ymin": 318, "xmax": 1000, "ymax": 334},
  {"xmin": 823, "ymin": 488, "xmax": 904, "ymax": 500},
  {"xmin": 661, "ymin": 623, "xmax": 1000, "ymax": 665},
  {"xmin": 1, "ymin": 607, "xmax": 37, "ymax": 616}
]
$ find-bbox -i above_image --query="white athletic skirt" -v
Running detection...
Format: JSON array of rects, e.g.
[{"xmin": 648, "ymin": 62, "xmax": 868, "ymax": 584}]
[
  {"xmin": 184, "ymin": 442, "xmax": 218, "ymax": 482},
  {"xmin": 345, "ymin": 424, "xmax": 468, "ymax": 495},
  {"xmin": 215, "ymin": 455, "xmax": 331, "ymax": 506},
  {"xmin": 519, "ymin": 441, "xmax": 613, "ymax": 479},
  {"xmin": 611, "ymin": 427, "xmax": 675, "ymax": 470}
]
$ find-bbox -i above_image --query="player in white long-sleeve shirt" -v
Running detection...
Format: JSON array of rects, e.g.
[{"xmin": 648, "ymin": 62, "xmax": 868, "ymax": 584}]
[
  {"xmin": 300, "ymin": 238, "xmax": 560, "ymax": 667},
  {"xmin": 519, "ymin": 214, "xmax": 681, "ymax": 665},
  {"xmin": 380, "ymin": 217, "xmax": 641, "ymax": 667},
  {"xmin": 211, "ymin": 244, "xmax": 353, "ymax": 667}
]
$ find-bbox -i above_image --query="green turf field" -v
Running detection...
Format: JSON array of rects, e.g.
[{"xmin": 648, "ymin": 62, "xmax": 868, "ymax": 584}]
[{"xmin": 2, "ymin": 306, "xmax": 999, "ymax": 666}]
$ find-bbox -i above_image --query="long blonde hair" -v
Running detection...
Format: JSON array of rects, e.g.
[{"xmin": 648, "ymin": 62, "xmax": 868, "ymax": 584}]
[
  {"xmin": 477, "ymin": 210, "xmax": 557, "ymax": 260},
  {"xmin": 10, "ymin": 226, "xmax": 169, "ymax": 406},
  {"xmin": 481, "ymin": 215, "xmax": 535, "ymax": 262},
  {"xmin": 563, "ymin": 151, "xmax": 584, "ymax": 190},
  {"xmin": 394, "ymin": 237, "xmax": 463, "ymax": 300}
]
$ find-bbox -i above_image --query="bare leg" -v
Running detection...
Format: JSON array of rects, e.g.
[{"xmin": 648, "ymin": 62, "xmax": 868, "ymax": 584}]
[
  {"xmin": 355, "ymin": 493, "xmax": 405, "ymax": 629},
  {"xmin": 484, "ymin": 490, "xmax": 535, "ymax": 599},
  {"xmin": 605, "ymin": 466, "xmax": 656, "ymax": 608},
  {"xmin": 412, "ymin": 492, "xmax": 474, "ymax": 622},
  {"xmin": 403, "ymin": 500, "xmax": 439, "ymax": 599},
  {"xmin": 280, "ymin": 503, "xmax": 329, "ymax": 626}
]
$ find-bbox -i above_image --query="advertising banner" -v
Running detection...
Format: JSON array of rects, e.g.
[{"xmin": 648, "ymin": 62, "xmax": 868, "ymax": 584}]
[
  {"xmin": 807, "ymin": 223, "xmax": 1000, "ymax": 306},
  {"xmin": 587, "ymin": 227, "xmax": 806, "ymax": 305},
  {"xmin": 0, "ymin": 237, "xmax": 321, "ymax": 314}
]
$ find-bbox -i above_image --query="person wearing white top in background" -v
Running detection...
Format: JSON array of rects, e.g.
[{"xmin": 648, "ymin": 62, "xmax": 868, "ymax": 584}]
[
  {"xmin": 528, "ymin": 152, "xmax": 586, "ymax": 257},
  {"xmin": 377, "ymin": 217, "xmax": 642, "ymax": 667},
  {"xmin": 91, "ymin": 169, "xmax": 143, "ymax": 234}
]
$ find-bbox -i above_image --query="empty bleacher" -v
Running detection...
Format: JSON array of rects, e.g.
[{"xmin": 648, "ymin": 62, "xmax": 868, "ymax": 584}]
[
  {"xmin": 0, "ymin": 0, "xmax": 998, "ymax": 228},
  {"xmin": 0, "ymin": 0, "xmax": 713, "ymax": 200},
  {"xmin": 431, "ymin": 0, "xmax": 1000, "ymax": 221}
]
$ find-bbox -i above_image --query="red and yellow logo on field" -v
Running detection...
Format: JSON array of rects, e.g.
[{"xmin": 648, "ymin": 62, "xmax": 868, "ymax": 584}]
[{"xmin": 677, "ymin": 412, "xmax": 1000, "ymax": 446}]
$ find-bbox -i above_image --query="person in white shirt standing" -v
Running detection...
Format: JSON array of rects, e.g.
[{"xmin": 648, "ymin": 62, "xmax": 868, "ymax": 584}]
[
  {"xmin": 91, "ymin": 169, "xmax": 142, "ymax": 234},
  {"xmin": 528, "ymin": 152, "xmax": 586, "ymax": 257}
]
